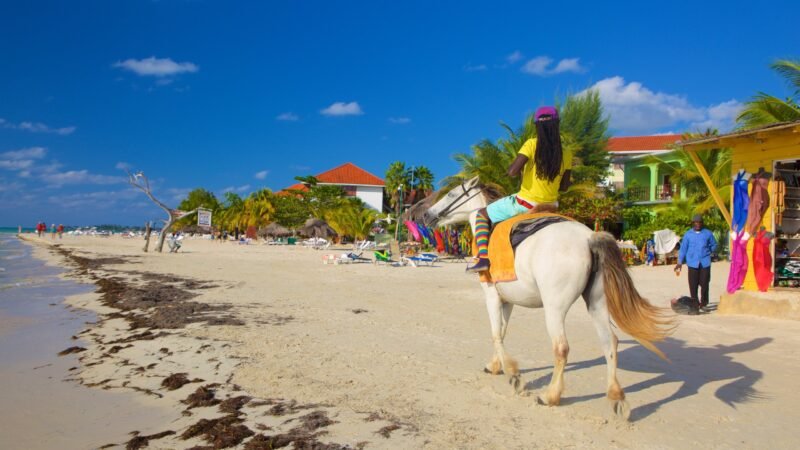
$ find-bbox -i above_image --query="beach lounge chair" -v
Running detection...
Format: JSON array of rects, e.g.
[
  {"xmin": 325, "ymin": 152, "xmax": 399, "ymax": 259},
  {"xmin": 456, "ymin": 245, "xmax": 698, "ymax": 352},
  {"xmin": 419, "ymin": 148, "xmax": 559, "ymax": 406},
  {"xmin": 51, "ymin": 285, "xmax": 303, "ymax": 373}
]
[
  {"xmin": 401, "ymin": 252, "xmax": 438, "ymax": 268},
  {"xmin": 342, "ymin": 252, "xmax": 371, "ymax": 263},
  {"xmin": 373, "ymin": 249, "xmax": 402, "ymax": 266}
]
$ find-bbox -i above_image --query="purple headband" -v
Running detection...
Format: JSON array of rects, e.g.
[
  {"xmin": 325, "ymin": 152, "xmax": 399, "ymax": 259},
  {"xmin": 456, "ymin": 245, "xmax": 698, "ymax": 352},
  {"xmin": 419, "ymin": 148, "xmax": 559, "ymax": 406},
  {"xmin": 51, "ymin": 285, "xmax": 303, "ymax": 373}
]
[{"xmin": 535, "ymin": 106, "xmax": 558, "ymax": 122}]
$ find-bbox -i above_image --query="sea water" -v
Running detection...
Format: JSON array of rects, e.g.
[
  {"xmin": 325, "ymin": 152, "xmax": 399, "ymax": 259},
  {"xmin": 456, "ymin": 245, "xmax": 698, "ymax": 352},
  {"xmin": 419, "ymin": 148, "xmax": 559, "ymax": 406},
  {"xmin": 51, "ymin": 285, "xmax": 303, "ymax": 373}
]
[{"xmin": 0, "ymin": 231, "xmax": 172, "ymax": 449}]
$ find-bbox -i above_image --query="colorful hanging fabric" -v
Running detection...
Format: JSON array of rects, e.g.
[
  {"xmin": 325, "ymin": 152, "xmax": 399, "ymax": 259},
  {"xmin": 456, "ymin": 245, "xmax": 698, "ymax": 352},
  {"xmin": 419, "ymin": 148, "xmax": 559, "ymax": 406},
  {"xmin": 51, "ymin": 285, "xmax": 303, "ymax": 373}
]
[
  {"xmin": 726, "ymin": 231, "xmax": 749, "ymax": 294},
  {"xmin": 745, "ymin": 174, "xmax": 770, "ymax": 234},
  {"xmin": 732, "ymin": 170, "xmax": 750, "ymax": 232},
  {"xmin": 404, "ymin": 220, "xmax": 421, "ymax": 241},
  {"xmin": 753, "ymin": 229, "xmax": 774, "ymax": 292},
  {"xmin": 434, "ymin": 230, "xmax": 445, "ymax": 253}
]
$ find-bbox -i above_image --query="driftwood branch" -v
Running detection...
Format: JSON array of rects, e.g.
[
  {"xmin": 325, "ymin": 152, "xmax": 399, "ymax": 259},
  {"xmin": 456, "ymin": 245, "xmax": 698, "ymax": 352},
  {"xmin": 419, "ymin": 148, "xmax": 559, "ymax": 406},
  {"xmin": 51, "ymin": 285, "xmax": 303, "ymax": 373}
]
[{"xmin": 126, "ymin": 170, "xmax": 175, "ymax": 253}]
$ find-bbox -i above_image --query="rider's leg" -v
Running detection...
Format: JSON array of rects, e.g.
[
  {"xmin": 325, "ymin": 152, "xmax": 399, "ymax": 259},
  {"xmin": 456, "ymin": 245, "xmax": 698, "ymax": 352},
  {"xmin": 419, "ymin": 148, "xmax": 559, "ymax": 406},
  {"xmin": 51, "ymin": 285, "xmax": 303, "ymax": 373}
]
[{"xmin": 466, "ymin": 207, "xmax": 492, "ymax": 272}]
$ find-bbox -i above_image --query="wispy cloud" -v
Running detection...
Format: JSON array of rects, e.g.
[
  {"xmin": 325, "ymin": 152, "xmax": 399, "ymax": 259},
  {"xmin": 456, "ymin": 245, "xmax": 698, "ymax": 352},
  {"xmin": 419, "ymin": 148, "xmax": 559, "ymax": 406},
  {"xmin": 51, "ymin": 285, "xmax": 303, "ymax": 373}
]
[
  {"xmin": 320, "ymin": 101, "xmax": 363, "ymax": 116},
  {"xmin": 1, "ymin": 147, "xmax": 47, "ymax": 160},
  {"xmin": 463, "ymin": 63, "xmax": 488, "ymax": 72},
  {"xmin": 115, "ymin": 161, "xmax": 132, "ymax": 170},
  {"xmin": 276, "ymin": 112, "xmax": 299, "ymax": 121},
  {"xmin": 113, "ymin": 57, "xmax": 199, "ymax": 77},
  {"xmin": 582, "ymin": 76, "xmax": 743, "ymax": 133},
  {"xmin": 222, "ymin": 185, "xmax": 251, "ymax": 194},
  {"xmin": 40, "ymin": 170, "xmax": 125, "ymax": 187},
  {"xmin": 521, "ymin": 56, "xmax": 585, "ymax": 76},
  {"xmin": 1, "ymin": 119, "xmax": 75, "ymax": 135},
  {"xmin": 388, "ymin": 117, "xmax": 411, "ymax": 124},
  {"xmin": 254, "ymin": 170, "xmax": 269, "ymax": 180},
  {"xmin": 290, "ymin": 164, "xmax": 311, "ymax": 172},
  {"xmin": 506, "ymin": 51, "xmax": 523, "ymax": 64}
]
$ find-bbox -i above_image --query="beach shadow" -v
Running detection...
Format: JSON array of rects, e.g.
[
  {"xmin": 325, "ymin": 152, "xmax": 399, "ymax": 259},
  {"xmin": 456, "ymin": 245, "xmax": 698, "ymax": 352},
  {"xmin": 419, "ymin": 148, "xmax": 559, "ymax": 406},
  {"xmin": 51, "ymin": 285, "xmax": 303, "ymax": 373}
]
[{"xmin": 520, "ymin": 337, "xmax": 770, "ymax": 421}]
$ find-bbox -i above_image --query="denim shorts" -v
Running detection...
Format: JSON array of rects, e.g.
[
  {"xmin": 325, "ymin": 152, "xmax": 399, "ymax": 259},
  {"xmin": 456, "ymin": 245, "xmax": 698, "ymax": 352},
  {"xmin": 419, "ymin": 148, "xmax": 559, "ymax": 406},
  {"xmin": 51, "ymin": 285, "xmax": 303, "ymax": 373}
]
[
  {"xmin": 486, "ymin": 194, "xmax": 557, "ymax": 223},
  {"xmin": 486, "ymin": 195, "xmax": 532, "ymax": 222}
]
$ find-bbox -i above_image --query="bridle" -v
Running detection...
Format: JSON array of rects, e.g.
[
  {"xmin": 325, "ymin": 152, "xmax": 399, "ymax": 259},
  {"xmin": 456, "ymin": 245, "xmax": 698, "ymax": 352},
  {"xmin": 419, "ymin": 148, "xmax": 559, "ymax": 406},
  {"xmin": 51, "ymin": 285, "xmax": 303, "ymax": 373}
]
[{"xmin": 431, "ymin": 181, "xmax": 485, "ymax": 222}]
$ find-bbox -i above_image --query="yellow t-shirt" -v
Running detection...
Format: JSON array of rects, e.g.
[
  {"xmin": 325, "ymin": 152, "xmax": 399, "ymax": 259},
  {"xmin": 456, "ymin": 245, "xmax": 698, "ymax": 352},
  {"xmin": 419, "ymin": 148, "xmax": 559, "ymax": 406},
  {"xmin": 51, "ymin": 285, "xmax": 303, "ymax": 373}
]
[{"xmin": 517, "ymin": 137, "xmax": 573, "ymax": 204}]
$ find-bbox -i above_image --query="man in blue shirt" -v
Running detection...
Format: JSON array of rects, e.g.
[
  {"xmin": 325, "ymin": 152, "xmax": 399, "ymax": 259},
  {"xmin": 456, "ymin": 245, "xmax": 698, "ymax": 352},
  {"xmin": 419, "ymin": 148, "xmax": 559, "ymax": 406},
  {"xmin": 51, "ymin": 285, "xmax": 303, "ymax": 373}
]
[{"xmin": 675, "ymin": 214, "xmax": 718, "ymax": 313}]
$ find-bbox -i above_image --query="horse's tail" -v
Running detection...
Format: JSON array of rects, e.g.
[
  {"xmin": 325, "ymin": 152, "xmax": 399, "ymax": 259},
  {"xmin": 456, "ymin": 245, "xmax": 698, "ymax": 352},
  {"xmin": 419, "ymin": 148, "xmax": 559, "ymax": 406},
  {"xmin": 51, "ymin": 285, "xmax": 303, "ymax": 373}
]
[{"xmin": 589, "ymin": 232, "xmax": 675, "ymax": 361}]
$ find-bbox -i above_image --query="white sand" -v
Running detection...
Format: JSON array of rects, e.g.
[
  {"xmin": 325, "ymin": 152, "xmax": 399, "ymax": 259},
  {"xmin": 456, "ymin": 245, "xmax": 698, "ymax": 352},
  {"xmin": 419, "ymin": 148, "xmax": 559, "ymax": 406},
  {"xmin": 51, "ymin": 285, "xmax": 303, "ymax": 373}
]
[{"xmin": 11, "ymin": 235, "xmax": 800, "ymax": 449}]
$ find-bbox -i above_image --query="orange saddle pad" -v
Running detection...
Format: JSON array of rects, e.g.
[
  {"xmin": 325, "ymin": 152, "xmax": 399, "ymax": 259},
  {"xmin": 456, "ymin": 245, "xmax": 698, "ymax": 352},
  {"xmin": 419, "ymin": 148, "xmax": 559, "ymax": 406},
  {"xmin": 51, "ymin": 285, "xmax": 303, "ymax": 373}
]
[{"xmin": 475, "ymin": 212, "xmax": 573, "ymax": 283}]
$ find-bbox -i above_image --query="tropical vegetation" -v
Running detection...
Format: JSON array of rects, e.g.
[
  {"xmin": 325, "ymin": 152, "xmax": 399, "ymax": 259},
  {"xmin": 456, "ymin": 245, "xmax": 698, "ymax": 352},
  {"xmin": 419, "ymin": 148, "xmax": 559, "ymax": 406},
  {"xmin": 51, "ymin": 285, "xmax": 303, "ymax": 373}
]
[{"xmin": 737, "ymin": 58, "xmax": 800, "ymax": 129}]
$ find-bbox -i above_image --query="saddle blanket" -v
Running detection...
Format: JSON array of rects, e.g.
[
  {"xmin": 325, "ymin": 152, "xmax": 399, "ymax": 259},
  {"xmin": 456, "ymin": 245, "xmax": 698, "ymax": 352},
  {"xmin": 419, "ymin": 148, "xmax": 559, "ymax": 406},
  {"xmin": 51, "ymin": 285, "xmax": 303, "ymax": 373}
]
[{"xmin": 477, "ymin": 212, "xmax": 573, "ymax": 283}]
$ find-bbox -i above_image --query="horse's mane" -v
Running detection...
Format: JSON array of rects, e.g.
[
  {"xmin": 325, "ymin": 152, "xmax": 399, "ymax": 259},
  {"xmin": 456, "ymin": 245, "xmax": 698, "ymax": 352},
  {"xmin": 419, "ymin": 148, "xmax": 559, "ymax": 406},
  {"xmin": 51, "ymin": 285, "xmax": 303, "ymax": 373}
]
[{"xmin": 476, "ymin": 182, "xmax": 505, "ymax": 203}]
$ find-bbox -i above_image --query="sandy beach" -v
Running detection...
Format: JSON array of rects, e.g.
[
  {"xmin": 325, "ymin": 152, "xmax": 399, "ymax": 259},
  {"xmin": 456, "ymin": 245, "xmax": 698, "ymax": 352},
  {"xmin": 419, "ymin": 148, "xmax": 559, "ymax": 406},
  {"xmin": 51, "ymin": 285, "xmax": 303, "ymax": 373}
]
[{"xmin": 6, "ymin": 234, "xmax": 800, "ymax": 449}]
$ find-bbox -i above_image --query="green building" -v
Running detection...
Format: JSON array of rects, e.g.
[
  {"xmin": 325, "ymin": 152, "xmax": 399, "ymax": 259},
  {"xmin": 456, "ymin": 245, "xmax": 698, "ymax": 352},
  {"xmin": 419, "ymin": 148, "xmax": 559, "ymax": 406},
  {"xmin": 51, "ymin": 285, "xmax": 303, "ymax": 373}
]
[{"xmin": 607, "ymin": 134, "xmax": 687, "ymax": 205}]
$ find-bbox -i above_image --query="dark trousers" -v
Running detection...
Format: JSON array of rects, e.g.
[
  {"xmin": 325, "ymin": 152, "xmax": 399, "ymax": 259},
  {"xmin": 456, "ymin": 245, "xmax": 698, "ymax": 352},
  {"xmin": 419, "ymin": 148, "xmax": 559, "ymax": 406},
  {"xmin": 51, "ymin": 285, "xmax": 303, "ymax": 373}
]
[{"xmin": 688, "ymin": 266, "xmax": 711, "ymax": 307}]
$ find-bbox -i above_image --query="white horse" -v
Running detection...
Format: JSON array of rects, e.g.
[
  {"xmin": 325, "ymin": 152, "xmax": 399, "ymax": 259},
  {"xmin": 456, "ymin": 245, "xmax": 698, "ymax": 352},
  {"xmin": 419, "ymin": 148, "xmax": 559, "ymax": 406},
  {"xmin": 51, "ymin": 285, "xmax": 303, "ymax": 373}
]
[{"xmin": 423, "ymin": 177, "xmax": 673, "ymax": 420}]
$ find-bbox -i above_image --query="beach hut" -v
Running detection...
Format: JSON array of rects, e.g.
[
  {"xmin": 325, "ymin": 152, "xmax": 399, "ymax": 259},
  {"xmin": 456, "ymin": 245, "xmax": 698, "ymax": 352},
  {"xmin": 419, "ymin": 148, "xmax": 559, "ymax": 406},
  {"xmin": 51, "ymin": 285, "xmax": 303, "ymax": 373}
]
[
  {"xmin": 680, "ymin": 121, "xmax": 800, "ymax": 319},
  {"xmin": 259, "ymin": 223, "xmax": 292, "ymax": 238},
  {"xmin": 300, "ymin": 218, "xmax": 337, "ymax": 239}
]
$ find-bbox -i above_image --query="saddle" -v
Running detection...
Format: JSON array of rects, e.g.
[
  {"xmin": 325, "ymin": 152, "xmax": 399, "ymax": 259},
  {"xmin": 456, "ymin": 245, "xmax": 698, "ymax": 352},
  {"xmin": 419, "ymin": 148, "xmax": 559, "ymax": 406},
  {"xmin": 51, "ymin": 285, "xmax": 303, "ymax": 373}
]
[{"xmin": 477, "ymin": 212, "xmax": 572, "ymax": 283}]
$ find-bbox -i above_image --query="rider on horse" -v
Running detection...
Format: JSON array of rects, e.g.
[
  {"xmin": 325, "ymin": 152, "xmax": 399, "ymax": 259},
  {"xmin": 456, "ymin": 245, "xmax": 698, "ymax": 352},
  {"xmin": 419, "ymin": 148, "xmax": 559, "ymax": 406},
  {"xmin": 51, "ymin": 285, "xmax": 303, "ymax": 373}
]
[{"xmin": 466, "ymin": 106, "xmax": 573, "ymax": 273}]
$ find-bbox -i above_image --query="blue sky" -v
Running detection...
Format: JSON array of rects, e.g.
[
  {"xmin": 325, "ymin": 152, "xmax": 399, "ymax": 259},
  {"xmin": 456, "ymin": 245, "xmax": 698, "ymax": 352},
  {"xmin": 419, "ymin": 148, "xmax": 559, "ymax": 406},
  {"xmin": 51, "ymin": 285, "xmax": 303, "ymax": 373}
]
[{"xmin": 1, "ymin": 0, "xmax": 798, "ymax": 226}]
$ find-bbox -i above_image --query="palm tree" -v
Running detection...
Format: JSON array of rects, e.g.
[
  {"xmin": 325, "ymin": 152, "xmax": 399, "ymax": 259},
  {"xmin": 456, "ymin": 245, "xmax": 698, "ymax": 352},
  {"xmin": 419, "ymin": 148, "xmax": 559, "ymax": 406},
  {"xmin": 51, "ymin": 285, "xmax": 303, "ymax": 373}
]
[
  {"xmin": 737, "ymin": 58, "xmax": 800, "ymax": 128},
  {"xmin": 646, "ymin": 130, "xmax": 731, "ymax": 214},
  {"xmin": 385, "ymin": 161, "xmax": 409, "ymax": 211},
  {"xmin": 410, "ymin": 166, "xmax": 435, "ymax": 196},
  {"xmin": 241, "ymin": 189, "xmax": 275, "ymax": 228}
]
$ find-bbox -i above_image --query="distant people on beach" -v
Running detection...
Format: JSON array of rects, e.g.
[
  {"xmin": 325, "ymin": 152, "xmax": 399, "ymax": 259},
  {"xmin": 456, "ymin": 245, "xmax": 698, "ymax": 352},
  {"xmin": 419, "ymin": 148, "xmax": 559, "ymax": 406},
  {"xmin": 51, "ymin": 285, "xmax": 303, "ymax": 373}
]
[
  {"xmin": 57, "ymin": 224, "xmax": 64, "ymax": 239},
  {"xmin": 50, "ymin": 224, "xmax": 56, "ymax": 239},
  {"xmin": 36, "ymin": 222, "xmax": 45, "ymax": 237},
  {"xmin": 168, "ymin": 232, "xmax": 184, "ymax": 253}
]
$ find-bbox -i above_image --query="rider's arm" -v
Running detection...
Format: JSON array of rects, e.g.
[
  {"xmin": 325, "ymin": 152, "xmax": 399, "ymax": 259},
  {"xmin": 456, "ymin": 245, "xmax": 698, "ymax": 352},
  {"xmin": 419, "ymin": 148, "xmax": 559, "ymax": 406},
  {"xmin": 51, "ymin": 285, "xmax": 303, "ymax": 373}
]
[
  {"xmin": 558, "ymin": 170, "xmax": 572, "ymax": 192},
  {"xmin": 507, "ymin": 154, "xmax": 529, "ymax": 177}
]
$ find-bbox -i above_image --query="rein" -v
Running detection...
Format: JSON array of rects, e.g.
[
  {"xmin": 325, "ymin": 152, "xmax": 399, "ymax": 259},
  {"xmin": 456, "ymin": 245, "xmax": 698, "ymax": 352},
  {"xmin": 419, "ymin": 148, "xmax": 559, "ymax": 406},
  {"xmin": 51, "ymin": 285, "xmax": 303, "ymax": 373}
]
[{"xmin": 434, "ymin": 181, "xmax": 485, "ymax": 220}]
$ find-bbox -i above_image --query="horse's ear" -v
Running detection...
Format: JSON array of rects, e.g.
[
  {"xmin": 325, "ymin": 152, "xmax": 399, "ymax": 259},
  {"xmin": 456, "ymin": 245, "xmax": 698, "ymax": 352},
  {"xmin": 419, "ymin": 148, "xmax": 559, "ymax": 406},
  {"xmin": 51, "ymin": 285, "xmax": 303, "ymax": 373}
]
[{"xmin": 466, "ymin": 176, "xmax": 480, "ymax": 189}]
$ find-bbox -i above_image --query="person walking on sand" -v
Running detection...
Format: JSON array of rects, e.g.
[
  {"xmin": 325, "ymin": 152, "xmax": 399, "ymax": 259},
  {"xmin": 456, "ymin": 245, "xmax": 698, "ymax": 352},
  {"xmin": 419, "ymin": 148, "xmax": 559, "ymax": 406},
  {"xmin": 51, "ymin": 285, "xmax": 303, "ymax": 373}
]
[
  {"xmin": 57, "ymin": 224, "xmax": 64, "ymax": 239},
  {"xmin": 675, "ymin": 214, "xmax": 717, "ymax": 313},
  {"xmin": 466, "ymin": 106, "xmax": 573, "ymax": 273},
  {"xmin": 50, "ymin": 223, "xmax": 56, "ymax": 239}
]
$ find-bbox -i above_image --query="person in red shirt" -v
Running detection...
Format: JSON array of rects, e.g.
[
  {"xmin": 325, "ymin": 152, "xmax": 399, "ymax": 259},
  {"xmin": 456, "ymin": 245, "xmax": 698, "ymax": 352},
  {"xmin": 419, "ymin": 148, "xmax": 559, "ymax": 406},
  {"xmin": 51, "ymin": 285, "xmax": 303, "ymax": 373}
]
[{"xmin": 57, "ymin": 224, "xmax": 64, "ymax": 239}]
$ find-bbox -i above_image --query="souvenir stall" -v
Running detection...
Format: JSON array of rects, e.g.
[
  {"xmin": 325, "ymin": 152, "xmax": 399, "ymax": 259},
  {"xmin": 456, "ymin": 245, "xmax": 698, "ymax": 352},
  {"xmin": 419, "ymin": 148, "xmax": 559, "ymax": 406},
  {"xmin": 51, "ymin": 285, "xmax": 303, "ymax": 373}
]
[{"xmin": 680, "ymin": 121, "xmax": 800, "ymax": 320}]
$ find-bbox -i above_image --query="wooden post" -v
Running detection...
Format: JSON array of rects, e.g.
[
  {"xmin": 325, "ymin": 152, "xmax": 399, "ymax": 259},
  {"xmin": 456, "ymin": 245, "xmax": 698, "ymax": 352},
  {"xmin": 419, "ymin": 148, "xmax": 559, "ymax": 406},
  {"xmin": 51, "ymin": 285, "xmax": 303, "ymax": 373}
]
[
  {"xmin": 686, "ymin": 148, "xmax": 732, "ymax": 226},
  {"xmin": 143, "ymin": 221, "xmax": 152, "ymax": 252}
]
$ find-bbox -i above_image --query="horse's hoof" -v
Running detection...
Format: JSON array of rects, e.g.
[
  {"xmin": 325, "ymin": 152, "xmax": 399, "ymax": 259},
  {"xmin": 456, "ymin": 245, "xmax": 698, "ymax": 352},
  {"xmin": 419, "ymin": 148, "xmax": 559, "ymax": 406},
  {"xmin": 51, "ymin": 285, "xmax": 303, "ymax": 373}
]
[
  {"xmin": 483, "ymin": 366, "xmax": 502, "ymax": 375},
  {"xmin": 509, "ymin": 374, "xmax": 522, "ymax": 393},
  {"xmin": 536, "ymin": 392, "xmax": 559, "ymax": 406},
  {"xmin": 613, "ymin": 400, "xmax": 631, "ymax": 421}
]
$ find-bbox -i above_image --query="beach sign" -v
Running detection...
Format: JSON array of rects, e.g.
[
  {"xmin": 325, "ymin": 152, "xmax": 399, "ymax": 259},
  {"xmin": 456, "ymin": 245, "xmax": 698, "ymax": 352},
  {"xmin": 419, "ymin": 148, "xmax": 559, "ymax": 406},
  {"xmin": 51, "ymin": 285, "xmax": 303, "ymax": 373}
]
[{"xmin": 198, "ymin": 209, "xmax": 212, "ymax": 228}]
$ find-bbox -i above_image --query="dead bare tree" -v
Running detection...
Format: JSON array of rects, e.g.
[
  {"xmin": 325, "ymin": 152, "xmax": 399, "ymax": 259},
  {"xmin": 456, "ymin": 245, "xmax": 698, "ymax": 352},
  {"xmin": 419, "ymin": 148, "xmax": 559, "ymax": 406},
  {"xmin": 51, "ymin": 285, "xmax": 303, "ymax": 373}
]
[{"xmin": 126, "ymin": 170, "xmax": 178, "ymax": 253}]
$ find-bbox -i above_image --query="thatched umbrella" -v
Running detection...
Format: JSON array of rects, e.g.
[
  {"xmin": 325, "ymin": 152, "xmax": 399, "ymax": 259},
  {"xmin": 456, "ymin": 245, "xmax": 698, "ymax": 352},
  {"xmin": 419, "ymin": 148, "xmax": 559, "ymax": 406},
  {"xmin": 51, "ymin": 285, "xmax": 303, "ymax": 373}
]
[
  {"xmin": 259, "ymin": 222, "xmax": 292, "ymax": 238},
  {"xmin": 300, "ymin": 218, "xmax": 337, "ymax": 238}
]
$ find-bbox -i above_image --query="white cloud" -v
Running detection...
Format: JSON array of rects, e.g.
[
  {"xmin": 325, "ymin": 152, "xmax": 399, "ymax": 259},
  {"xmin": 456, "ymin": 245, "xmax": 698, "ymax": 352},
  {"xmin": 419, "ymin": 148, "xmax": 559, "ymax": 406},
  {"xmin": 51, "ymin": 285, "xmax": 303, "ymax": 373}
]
[
  {"xmin": 464, "ymin": 63, "xmax": 488, "ymax": 72},
  {"xmin": 40, "ymin": 170, "xmax": 125, "ymax": 186},
  {"xmin": 254, "ymin": 170, "xmax": 269, "ymax": 180},
  {"xmin": 2, "ymin": 119, "xmax": 75, "ymax": 135},
  {"xmin": 583, "ymin": 76, "xmax": 743, "ymax": 133},
  {"xmin": 506, "ymin": 51, "xmax": 523, "ymax": 64},
  {"xmin": 551, "ymin": 58, "xmax": 584, "ymax": 74},
  {"xmin": 276, "ymin": 112, "xmax": 299, "ymax": 121},
  {"xmin": 222, "ymin": 185, "xmax": 251, "ymax": 193},
  {"xmin": 521, "ymin": 56, "xmax": 584, "ymax": 76},
  {"xmin": 320, "ymin": 101, "xmax": 363, "ymax": 116},
  {"xmin": 388, "ymin": 117, "xmax": 411, "ymax": 124},
  {"xmin": 0, "ymin": 147, "xmax": 47, "ymax": 172},
  {"xmin": 113, "ymin": 57, "xmax": 199, "ymax": 77},
  {"xmin": 46, "ymin": 189, "xmax": 140, "ymax": 209},
  {"xmin": 690, "ymin": 99, "xmax": 744, "ymax": 131},
  {"xmin": 1, "ymin": 147, "xmax": 47, "ymax": 160},
  {"xmin": 115, "ymin": 161, "xmax": 132, "ymax": 170}
]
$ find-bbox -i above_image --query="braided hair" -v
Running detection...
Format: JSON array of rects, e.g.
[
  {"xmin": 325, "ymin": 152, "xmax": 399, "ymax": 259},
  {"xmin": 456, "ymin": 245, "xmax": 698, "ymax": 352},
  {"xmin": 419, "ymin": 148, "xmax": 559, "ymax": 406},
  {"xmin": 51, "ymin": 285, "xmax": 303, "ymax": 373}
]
[{"xmin": 534, "ymin": 117, "xmax": 563, "ymax": 182}]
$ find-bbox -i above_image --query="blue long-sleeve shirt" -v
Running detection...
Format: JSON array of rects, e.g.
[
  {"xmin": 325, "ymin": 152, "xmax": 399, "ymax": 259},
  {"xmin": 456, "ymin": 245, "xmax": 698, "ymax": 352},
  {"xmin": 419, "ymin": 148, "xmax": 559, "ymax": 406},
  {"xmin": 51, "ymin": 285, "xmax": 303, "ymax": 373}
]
[{"xmin": 678, "ymin": 228, "xmax": 717, "ymax": 269}]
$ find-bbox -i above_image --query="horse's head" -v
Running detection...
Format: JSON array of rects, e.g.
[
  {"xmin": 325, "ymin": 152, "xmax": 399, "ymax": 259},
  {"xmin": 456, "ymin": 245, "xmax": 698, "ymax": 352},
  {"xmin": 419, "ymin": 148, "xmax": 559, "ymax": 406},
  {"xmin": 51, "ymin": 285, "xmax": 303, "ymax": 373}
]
[{"xmin": 423, "ymin": 177, "xmax": 486, "ymax": 227}]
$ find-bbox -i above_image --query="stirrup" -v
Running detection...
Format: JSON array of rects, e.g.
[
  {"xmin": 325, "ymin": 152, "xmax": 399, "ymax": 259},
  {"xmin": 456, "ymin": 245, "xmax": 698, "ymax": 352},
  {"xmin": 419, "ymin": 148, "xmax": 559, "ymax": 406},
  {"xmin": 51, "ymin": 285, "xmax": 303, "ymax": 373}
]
[{"xmin": 466, "ymin": 258, "xmax": 490, "ymax": 273}]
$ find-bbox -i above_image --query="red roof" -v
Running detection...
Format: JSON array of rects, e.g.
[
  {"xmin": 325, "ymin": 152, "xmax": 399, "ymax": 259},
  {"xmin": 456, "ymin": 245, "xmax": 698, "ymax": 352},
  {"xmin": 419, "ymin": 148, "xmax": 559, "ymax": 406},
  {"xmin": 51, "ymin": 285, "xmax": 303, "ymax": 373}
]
[
  {"xmin": 606, "ymin": 135, "xmax": 681, "ymax": 152},
  {"xmin": 281, "ymin": 162, "xmax": 384, "ymax": 193}
]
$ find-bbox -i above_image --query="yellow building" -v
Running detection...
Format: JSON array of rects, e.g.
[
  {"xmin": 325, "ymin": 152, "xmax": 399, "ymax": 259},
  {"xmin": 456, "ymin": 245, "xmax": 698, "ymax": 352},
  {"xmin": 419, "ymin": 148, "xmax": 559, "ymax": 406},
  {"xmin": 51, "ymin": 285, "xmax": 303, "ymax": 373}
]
[{"xmin": 680, "ymin": 121, "xmax": 800, "ymax": 319}]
